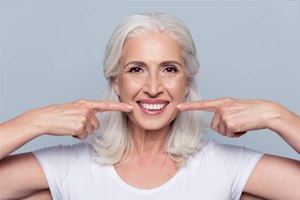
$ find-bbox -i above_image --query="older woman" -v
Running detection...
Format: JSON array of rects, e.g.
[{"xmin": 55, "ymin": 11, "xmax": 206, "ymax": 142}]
[{"xmin": 0, "ymin": 13, "xmax": 299, "ymax": 200}]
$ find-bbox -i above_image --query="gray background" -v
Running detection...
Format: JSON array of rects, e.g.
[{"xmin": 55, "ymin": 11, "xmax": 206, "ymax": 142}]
[{"xmin": 0, "ymin": 0, "xmax": 299, "ymax": 159}]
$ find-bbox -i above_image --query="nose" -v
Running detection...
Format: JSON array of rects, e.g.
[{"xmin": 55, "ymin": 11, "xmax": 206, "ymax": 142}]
[{"xmin": 143, "ymin": 71, "xmax": 164, "ymax": 97}]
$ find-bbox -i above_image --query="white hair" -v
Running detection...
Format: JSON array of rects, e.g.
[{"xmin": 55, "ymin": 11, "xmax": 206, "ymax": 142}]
[{"xmin": 92, "ymin": 12, "xmax": 206, "ymax": 166}]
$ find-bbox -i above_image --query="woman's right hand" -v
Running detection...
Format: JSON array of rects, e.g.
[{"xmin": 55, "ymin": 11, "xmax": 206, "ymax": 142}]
[
  {"xmin": 0, "ymin": 100, "xmax": 132, "ymax": 199},
  {"xmin": 20, "ymin": 99, "xmax": 133, "ymax": 139}
]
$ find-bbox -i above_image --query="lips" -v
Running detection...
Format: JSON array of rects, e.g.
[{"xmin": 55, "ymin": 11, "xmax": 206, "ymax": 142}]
[{"xmin": 137, "ymin": 99, "xmax": 169, "ymax": 115}]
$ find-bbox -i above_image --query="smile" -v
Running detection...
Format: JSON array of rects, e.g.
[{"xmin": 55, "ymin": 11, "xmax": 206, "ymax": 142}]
[
  {"xmin": 137, "ymin": 100, "xmax": 169, "ymax": 115},
  {"xmin": 140, "ymin": 103, "xmax": 168, "ymax": 110}
]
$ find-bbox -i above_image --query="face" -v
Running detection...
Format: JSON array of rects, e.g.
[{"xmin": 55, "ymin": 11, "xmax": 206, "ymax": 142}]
[{"xmin": 114, "ymin": 32, "xmax": 189, "ymax": 131}]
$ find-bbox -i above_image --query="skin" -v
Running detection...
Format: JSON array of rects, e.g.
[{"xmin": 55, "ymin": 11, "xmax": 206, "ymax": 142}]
[
  {"xmin": 23, "ymin": 190, "xmax": 265, "ymax": 200},
  {"xmin": 113, "ymin": 32, "xmax": 188, "ymax": 188},
  {"xmin": 114, "ymin": 32, "xmax": 188, "ymax": 131},
  {"xmin": 177, "ymin": 98, "xmax": 300, "ymax": 153},
  {"xmin": 0, "ymin": 32, "xmax": 300, "ymax": 199},
  {"xmin": 177, "ymin": 98, "xmax": 300, "ymax": 199},
  {"xmin": 0, "ymin": 100, "xmax": 132, "ymax": 199},
  {"xmin": 22, "ymin": 189, "xmax": 52, "ymax": 200},
  {"xmin": 23, "ymin": 190, "xmax": 266, "ymax": 200}
]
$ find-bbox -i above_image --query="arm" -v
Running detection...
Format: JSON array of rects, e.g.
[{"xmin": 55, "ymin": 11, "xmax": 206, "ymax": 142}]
[
  {"xmin": 178, "ymin": 98, "xmax": 300, "ymax": 153},
  {"xmin": 0, "ymin": 110, "xmax": 52, "ymax": 199},
  {"xmin": 0, "ymin": 153, "xmax": 49, "ymax": 199},
  {"xmin": 0, "ymin": 100, "xmax": 100, "ymax": 160},
  {"xmin": 178, "ymin": 98, "xmax": 300, "ymax": 199},
  {"xmin": 0, "ymin": 99, "xmax": 132, "ymax": 199},
  {"xmin": 240, "ymin": 193, "xmax": 265, "ymax": 200},
  {"xmin": 264, "ymin": 101, "xmax": 300, "ymax": 153},
  {"xmin": 244, "ymin": 154, "xmax": 300, "ymax": 200},
  {"xmin": 23, "ymin": 189, "xmax": 52, "ymax": 200}
]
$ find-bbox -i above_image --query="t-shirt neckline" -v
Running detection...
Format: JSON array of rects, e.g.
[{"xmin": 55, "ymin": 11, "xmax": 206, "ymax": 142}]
[{"xmin": 108, "ymin": 164, "xmax": 185, "ymax": 195}]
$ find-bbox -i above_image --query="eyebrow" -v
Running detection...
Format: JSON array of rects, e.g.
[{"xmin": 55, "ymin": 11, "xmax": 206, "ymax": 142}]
[
  {"xmin": 160, "ymin": 61, "xmax": 183, "ymax": 68},
  {"xmin": 124, "ymin": 61, "xmax": 145, "ymax": 68},
  {"xmin": 123, "ymin": 60, "xmax": 183, "ymax": 68}
]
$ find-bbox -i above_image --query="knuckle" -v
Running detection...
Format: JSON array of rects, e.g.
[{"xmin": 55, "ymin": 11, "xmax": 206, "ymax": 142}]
[
  {"xmin": 80, "ymin": 106, "xmax": 90, "ymax": 115},
  {"xmin": 210, "ymin": 123, "xmax": 218, "ymax": 132},
  {"xmin": 219, "ymin": 106, "xmax": 227, "ymax": 114},
  {"xmin": 74, "ymin": 123, "xmax": 85, "ymax": 133},
  {"xmin": 80, "ymin": 115, "xmax": 88, "ymax": 123},
  {"xmin": 218, "ymin": 128, "xmax": 225, "ymax": 136},
  {"xmin": 223, "ymin": 97, "xmax": 233, "ymax": 102},
  {"xmin": 211, "ymin": 120, "xmax": 220, "ymax": 131},
  {"xmin": 77, "ymin": 135, "xmax": 85, "ymax": 140},
  {"xmin": 77, "ymin": 99, "xmax": 88, "ymax": 105},
  {"xmin": 220, "ymin": 114, "xmax": 229, "ymax": 122},
  {"xmin": 221, "ymin": 97, "xmax": 234, "ymax": 105},
  {"xmin": 227, "ymin": 122, "xmax": 237, "ymax": 133}
]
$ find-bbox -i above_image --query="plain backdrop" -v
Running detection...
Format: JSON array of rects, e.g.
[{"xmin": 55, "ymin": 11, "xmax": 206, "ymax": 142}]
[{"xmin": 0, "ymin": 0, "xmax": 299, "ymax": 159}]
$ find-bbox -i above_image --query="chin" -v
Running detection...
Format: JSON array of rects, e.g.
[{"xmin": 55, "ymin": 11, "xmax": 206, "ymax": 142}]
[
  {"xmin": 127, "ymin": 112, "xmax": 176, "ymax": 132},
  {"xmin": 138, "ymin": 121, "xmax": 170, "ymax": 131}
]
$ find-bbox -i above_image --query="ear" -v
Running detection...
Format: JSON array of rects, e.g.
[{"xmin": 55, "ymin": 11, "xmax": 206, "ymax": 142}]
[{"xmin": 113, "ymin": 77, "xmax": 120, "ymax": 96}]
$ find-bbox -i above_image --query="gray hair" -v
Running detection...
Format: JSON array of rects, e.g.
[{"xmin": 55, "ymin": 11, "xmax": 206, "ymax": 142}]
[{"xmin": 92, "ymin": 12, "xmax": 205, "ymax": 166}]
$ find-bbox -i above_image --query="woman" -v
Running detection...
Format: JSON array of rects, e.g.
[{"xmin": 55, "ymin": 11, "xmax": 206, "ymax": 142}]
[{"xmin": 0, "ymin": 13, "xmax": 299, "ymax": 200}]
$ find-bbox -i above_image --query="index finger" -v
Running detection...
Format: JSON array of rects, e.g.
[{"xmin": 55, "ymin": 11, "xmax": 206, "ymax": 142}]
[
  {"xmin": 86, "ymin": 100, "xmax": 133, "ymax": 113},
  {"xmin": 177, "ymin": 99, "xmax": 223, "ymax": 112}
]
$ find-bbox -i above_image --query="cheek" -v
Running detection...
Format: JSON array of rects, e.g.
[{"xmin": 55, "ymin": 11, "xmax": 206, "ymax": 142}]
[
  {"xmin": 163, "ymin": 78, "xmax": 188, "ymax": 101},
  {"xmin": 119, "ymin": 77, "xmax": 144, "ymax": 101}
]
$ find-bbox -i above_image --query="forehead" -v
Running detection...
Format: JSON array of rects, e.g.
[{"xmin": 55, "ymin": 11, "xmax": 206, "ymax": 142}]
[{"xmin": 120, "ymin": 32, "xmax": 184, "ymax": 65}]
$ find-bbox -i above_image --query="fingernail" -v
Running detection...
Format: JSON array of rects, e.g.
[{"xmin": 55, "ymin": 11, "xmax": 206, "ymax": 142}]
[
  {"xmin": 126, "ymin": 105, "xmax": 133, "ymax": 110},
  {"xmin": 177, "ymin": 104, "xmax": 183, "ymax": 109}
]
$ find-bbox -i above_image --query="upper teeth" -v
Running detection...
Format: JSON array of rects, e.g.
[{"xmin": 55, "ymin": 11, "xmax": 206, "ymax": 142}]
[{"xmin": 140, "ymin": 103, "xmax": 167, "ymax": 110}]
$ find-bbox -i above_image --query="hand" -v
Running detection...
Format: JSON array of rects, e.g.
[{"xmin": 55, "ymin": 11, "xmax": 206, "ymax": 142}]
[
  {"xmin": 177, "ymin": 98, "xmax": 281, "ymax": 138},
  {"xmin": 22, "ymin": 99, "xmax": 132, "ymax": 140}
]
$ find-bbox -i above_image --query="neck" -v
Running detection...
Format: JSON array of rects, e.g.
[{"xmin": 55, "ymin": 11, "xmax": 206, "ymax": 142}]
[{"xmin": 128, "ymin": 122, "xmax": 171, "ymax": 156}]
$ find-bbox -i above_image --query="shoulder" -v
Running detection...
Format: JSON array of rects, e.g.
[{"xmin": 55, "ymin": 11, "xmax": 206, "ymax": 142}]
[
  {"xmin": 198, "ymin": 140, "xmax": 262, "ymax": 159},
  {"xmin": 189, "ymin": 140, "xmax": 263, "ymax": 172},
  {"xmin": 184, "ymin": 141, "xmax": 264, "ymax": 199},
  {"xmin": 32, "ymin": 141, "xmax": 94, "ymax": 198},
  {"xmin": 34, "ymin": 141, "xmax": 91, "ymax": 155},
  {"xmin": 33, "ymin": 141, "xmax": 92, "ymax": 169}
]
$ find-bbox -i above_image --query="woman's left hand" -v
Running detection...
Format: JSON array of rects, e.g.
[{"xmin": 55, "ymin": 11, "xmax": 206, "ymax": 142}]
[
  {"xmin": 177, "ymin": 98, "xmax": 284, "ymax": 138},
  {"xmin": 178, "ymin": 98, "xmax": 300, "ymax": 200}
]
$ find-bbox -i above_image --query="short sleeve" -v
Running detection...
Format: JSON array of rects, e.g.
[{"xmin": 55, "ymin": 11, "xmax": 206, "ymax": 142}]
[
  {"xmin": 206, "ymin": 142, "xmax": 263, "ymax": 200},
  {"xmin": 33, "ymin": 142, "xmax": 90, "ymax": 199}
]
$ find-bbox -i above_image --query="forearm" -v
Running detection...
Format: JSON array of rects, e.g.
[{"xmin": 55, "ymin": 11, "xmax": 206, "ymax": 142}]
[
  {"xmin": 22, "ymin": 189, "xmax": 52, "ymax": 200},
  {"xmin": 240, "ymin": 192, "xmax": 265, "ymax": 200},
  {"xmin": 267, "ymin": 103, "xmax": 300, "ymax": 154},
  {"xmin": 0, "ymin": 111, "xmax": 43, "ymax": 160}
]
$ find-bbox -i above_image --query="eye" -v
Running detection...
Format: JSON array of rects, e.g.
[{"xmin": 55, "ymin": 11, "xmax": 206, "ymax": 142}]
[
  {"xmin": 164, "ymin": 66, "xmax": 178, "ymax": 73},
  {"xmin": 128, "ymin": 66, "xmax": 143, "ymax": 73}
]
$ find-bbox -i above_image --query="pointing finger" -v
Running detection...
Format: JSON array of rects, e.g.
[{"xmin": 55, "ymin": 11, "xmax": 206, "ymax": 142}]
[
  {"xmin": 177, "ymin": 99, "xmax": 224, "ymax": 112},
  {"xmin": 92, "ymin": 101, "xmax": 133, "ymax": 112},
  {"xmin": 80, "ymin": 100, "xmax": 133, "ymax": 113}
]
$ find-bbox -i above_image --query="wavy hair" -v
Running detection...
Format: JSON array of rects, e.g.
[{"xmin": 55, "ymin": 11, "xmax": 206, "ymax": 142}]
[{"xmin": 92, "ymin": 12, "xmax": 205, "ymax": 166}]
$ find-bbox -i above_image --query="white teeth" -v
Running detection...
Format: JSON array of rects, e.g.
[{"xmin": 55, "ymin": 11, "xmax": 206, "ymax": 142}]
[{"xmin": 140, "ymin": 103, "xmax": 167, "ymax": 111}]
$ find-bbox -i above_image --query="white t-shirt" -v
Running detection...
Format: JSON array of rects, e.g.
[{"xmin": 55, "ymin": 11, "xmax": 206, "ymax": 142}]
[{"xmin": 33, "ymin": 141, "xmax": 263, "ymax": 200}]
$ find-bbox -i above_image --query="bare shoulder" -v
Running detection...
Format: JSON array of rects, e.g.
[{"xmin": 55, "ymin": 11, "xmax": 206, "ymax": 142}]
[
  {"xmin": 244, "ymin": 154, "xmax": 300, "ymax": 199},
  {"xmin": 0, "ymin": 152, "xmax": 49, "ymax": 199}
]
